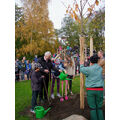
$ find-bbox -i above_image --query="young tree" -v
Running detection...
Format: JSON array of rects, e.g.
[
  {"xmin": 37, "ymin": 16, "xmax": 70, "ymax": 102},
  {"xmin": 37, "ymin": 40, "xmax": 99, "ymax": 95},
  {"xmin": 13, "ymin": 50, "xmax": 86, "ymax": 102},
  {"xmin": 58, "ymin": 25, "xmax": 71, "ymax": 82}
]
[{"xmin": 62, "ymin": 0, "xmax": 101, "ymax": 109}]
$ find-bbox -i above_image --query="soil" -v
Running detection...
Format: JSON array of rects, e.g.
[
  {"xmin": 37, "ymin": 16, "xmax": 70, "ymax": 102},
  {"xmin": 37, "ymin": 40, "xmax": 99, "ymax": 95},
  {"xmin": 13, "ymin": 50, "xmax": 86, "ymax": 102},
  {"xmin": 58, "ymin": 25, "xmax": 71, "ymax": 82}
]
[{"xmin": 19, "ymin": 94, "xmax": 105, "ymax": 120}]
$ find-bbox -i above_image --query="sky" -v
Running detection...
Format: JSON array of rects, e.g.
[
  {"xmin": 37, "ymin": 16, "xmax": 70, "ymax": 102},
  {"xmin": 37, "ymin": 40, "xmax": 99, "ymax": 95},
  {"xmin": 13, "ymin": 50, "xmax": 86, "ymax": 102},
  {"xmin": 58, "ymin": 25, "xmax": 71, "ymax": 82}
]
[{"xmin": 15, "ymin": 0, "xmax": 105, "ymax": 29}]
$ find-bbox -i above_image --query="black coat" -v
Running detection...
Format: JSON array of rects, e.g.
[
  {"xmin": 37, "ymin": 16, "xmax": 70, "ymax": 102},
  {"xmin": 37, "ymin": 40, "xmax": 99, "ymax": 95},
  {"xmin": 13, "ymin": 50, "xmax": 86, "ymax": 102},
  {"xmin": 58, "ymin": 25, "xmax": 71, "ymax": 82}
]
[{"xmin": 38, "ymin": 57, "xmax": 60, "ymax": 77}]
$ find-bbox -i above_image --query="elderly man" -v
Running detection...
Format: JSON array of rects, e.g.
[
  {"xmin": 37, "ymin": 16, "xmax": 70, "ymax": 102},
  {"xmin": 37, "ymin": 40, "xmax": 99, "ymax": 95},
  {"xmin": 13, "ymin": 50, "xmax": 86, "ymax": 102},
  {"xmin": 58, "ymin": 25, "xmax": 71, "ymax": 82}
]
[{"xmin": 37, "ymin": 51, "xmax": 61, "ymax": 103}]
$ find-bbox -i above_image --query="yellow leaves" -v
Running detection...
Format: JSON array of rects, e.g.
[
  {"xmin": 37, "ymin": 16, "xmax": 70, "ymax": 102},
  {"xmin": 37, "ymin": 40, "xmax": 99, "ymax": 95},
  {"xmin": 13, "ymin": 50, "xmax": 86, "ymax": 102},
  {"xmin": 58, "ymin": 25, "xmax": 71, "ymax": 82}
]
[
  {"xmin": 88, "ymin": 8, "xmax": 92, "ymax": 12},
  {"xmin": 66, "ymin": 9, "xmax": 68, "ymax": 13},
  {"xmin": 95, "ymin": 0, "xmax": 99, "ymax": 6},
  {"xmin": 75, "ymin": 4, "xmax": 78, "ymax": 12},
  {"xmin": 70, "ymin": 13, "xmax": 74, "ymax": 18}
]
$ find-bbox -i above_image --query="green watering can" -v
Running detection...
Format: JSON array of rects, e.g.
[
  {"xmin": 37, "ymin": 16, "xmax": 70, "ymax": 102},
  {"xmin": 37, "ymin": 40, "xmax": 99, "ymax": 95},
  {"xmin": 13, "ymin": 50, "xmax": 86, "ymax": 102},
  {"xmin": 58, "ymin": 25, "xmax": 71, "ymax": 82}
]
[
  {"xmin": 34, "ymin": 106, "xmax": 51, "ymax": 119},
  {"xmin": 59, "ymin": 71, "xmax": 71, "ymax": 81}
]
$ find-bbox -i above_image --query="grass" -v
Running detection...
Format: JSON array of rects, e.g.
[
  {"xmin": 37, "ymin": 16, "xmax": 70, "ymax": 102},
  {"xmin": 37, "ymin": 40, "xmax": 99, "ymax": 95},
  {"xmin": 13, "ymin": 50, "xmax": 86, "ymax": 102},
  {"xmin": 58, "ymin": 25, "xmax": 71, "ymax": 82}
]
[{"xmin": 15, "ymin": 75, "xmax": 85, "ymax": 120}]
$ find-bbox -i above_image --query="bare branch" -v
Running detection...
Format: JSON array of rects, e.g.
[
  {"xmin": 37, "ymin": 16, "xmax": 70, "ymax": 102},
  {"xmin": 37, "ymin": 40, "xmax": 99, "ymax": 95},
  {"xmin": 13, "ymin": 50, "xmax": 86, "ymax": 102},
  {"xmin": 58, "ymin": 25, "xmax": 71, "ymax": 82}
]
[
  {"xmin": 82, "ymin": 0, "xmax": 88, "ymax": 10},
  {"xmin": 60, "ymin": 0, "xmax": 67, "ymax": 9}
]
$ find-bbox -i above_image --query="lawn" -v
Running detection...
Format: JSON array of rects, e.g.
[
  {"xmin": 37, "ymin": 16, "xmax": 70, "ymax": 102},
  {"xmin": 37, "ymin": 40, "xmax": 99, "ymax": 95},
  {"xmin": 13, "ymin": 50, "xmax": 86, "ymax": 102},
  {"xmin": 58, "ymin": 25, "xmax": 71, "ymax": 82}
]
[{"xmin": 15, "ymin": 75, "xmax": 84, "ymax": 120}]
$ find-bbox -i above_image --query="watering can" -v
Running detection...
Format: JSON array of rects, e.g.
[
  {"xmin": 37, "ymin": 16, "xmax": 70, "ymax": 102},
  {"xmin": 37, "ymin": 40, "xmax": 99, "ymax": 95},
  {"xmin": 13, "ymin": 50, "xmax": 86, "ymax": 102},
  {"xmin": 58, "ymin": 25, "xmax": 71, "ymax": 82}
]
[
  {"xmin": 34, "ymin": 106, "xmax": 51, "ymax": 119},
  {"xmin": 59, "ymin": 71, "xmax": 71, "ymax": 81}
]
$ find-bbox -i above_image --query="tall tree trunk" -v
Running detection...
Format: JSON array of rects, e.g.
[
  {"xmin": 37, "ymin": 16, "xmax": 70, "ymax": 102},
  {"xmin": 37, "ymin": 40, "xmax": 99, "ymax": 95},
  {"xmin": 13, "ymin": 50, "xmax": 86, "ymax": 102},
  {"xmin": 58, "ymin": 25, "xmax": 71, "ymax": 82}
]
[{"xmin": 90, "ymin": 36, "xmax": 93, "ymax": 56}]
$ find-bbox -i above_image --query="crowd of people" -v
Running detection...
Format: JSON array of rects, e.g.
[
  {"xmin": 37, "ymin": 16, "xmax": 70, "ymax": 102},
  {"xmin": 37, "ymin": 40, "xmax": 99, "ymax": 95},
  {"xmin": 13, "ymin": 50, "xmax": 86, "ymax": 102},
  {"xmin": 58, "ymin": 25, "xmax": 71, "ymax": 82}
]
[{"xmin": 15, "ymin": 48, "xmax": 105, "ymax": 120}]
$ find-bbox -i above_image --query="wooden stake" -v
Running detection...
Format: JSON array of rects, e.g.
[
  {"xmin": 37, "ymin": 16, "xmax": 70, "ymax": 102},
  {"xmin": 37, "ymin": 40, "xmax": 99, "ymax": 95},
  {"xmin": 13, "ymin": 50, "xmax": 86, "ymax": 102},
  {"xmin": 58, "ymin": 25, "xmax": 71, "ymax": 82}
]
[
  {"xmin": 80, "ymin": 36, "xmax": 85, "ymax": 109},
  {"xmin": 90, "ymin": 37, "xmax": 93, "ymax": 56}
]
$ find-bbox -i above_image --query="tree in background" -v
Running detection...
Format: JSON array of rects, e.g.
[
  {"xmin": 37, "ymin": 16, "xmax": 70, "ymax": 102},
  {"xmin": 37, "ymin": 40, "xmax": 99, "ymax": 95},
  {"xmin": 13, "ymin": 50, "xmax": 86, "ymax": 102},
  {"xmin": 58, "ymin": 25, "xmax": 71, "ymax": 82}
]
[
  {"xmin": 15, "ymin": 0, "xmax": 60, "ymax": 59},
  {"xmin": 86, "ymin": 8, "xmax": 105, "ymax": 52}
]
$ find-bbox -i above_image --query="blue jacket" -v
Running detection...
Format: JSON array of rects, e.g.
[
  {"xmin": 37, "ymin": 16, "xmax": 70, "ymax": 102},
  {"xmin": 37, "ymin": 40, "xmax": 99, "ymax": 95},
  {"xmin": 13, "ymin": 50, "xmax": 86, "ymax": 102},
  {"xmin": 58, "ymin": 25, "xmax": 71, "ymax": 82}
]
[
  {"xmin": 80, "ymin": 64, "xmax": 104, "ymax": 88},
  {"xmin": 26, "ymin": 63, "xmax": 31, "ymax": 73}
]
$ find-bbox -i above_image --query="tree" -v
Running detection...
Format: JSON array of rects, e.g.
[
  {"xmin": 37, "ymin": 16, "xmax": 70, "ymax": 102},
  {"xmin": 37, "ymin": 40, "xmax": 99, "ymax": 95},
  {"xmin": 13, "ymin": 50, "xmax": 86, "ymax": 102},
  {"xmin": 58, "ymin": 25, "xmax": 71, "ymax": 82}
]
[
  {"xmin": 15, "ymin": 0, "xmax": 59, "ymax": 59},
  {"xmin": 62, "ymin": 0, "xmax": 101, "ymax": 109},
  {"xmin": 86, "ymin": 9, "xmax": 105, "ymax": 52}
]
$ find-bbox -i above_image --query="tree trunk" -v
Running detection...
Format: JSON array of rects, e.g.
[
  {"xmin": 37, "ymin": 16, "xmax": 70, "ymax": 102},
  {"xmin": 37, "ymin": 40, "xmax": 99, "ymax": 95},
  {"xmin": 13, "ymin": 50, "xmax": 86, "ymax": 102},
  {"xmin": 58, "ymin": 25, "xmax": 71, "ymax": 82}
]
[
  {"xmin": 80, "ymin": 36, "xmax": 85, "ymax": 109},
  {"xmin": 90, "ymin": 37, "xmax": 93, "ymax": 56}
]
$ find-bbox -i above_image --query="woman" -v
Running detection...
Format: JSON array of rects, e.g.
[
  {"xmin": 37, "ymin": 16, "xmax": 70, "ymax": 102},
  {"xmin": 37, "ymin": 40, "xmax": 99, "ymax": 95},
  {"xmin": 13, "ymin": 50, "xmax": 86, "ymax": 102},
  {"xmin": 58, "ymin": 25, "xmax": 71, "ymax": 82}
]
[
  {"xmin": 65, "ymin": 55, "xmax": 75, "ymax": 95},
  {"xmin": 80, "ymin": 55, "xmax": 104, "ymax": 120}
]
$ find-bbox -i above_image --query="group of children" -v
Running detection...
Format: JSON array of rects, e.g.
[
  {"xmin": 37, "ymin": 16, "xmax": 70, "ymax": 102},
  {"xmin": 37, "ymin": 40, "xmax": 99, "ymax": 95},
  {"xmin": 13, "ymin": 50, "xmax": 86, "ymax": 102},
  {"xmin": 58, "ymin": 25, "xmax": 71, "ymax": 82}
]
[{"xmin": 50, "ymin": 53, "xmax": 76, "ymax": 101}]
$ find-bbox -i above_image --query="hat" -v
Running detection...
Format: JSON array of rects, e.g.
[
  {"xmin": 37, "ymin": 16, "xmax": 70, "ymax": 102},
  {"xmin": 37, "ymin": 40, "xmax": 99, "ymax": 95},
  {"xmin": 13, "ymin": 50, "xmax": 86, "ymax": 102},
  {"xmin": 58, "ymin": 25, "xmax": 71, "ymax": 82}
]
[
  {"xmin": 59, "ymin": 71, "xmax": 71, "ymax": 81},
  {"xmin": 90, "ymin": 55, "xmax": 99, "ymax": 63}
]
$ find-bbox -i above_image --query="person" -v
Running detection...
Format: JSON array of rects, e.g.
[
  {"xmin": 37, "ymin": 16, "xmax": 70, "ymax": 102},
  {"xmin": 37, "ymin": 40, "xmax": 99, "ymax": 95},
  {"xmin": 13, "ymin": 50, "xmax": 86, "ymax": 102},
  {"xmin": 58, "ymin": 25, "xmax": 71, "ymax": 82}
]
[
  {"xmin": 80, "ymin": 55, "xmax": 104, "ymax": 120},
  {"xmin": 30, "ymin": 61, "xmax": 45, "ymax": 113},
  {"xmin": 26, "ymin": 60, "xmax": 31, "ymax": 80},
  {"xmin": 65, "ymin": 55, "xmax": 75, "ymax": 95},
  {"xmin": 20, "ymin": 60, "xmax": 26, "ymax": 80},
  {"xmin": 37, "ymin": 51, "xmax": 61, "ymax": 103},
  {"xmin": 15, "ymin": 59, "xmax": 21, "ymax": 81},
  {"xmin": 98, "ymin": 50, "xmax": 105, "ymax": 99},
  {"xmin": 50, "ymin": 55, "xmax": 63, "ymax": 99},
  {"xmin": 23, "ymin": 56, "xmax": 27, "ymax": 64},
  {"xmin": 34, "ymin": 55, "xmax": 38, "ymax": 63}
]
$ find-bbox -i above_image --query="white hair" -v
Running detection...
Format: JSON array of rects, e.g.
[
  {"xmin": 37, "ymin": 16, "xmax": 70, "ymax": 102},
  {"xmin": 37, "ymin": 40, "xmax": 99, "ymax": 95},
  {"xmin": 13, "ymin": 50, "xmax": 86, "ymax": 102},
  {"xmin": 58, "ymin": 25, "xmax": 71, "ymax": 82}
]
[{"xmin": 44, "ymin": 51, "xmax": 51, "ymax": 56}]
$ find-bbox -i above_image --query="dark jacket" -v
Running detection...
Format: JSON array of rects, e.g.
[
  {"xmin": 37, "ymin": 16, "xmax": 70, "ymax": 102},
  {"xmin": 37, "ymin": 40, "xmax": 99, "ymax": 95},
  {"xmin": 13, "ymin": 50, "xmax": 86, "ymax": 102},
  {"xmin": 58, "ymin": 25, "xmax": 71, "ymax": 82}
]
[
  {"xmin": 20, "ymin": 62, "xmax": 26, "ymax": 72},
  {"xmin": 37, "ymin": 57, "xmax": 60, "ymax": 77},
  {"xmin": 31, "ymin": 62, "xmax": 44, "ymax": 91}
]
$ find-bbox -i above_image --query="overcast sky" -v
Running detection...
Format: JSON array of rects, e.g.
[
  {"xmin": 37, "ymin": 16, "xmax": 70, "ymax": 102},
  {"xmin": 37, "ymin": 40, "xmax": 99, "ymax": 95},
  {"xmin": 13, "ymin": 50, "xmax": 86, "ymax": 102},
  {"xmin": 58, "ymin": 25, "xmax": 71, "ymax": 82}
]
[{"xmin": 15, "ymin": 0, "xmax": 105, "ymax": 29}]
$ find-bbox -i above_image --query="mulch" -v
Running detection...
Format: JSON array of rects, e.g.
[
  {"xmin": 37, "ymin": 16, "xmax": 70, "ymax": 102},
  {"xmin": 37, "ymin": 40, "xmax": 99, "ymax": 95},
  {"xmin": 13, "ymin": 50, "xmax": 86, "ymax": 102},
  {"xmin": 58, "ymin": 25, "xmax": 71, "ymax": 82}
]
[{"xmin": 19, "ymin": 94, "xmax": 105, "ymax": 120}]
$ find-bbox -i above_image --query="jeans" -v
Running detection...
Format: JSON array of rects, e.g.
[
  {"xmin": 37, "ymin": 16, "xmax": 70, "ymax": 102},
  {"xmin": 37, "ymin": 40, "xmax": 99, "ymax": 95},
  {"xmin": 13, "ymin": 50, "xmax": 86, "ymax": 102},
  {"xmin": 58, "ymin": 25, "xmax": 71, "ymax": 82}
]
[
  {"xmin": 51, "ymin": 75, "xmax": 60, "ymax": 94},
  {"xmin": 31, "ymin": 91, "xmax": 39, "ymax": 110},
  {"xmin": 21, "ymin": 71, "xmax": 25, "ymax": 80}
]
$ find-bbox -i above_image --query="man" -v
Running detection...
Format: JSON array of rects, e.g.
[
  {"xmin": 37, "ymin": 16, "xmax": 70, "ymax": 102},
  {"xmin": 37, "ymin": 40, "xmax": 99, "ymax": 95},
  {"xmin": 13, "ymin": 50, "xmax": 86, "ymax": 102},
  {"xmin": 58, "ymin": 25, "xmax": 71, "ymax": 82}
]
[
  {"xmin": 37, "ymin": 51, "xmax": 61, "ymax": 103},
  {"xmin": 98, "ymin": 50, "xmax": 105, "ymax": 98}
]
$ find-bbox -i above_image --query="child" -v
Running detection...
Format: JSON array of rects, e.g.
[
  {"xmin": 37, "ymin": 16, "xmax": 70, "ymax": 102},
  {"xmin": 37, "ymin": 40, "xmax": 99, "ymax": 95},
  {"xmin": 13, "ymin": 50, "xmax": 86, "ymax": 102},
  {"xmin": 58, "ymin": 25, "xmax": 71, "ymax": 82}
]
[
  {"xmin": 65, "ymin": 55, "xmax": 75, "ymax": 95},
  {"xmin": 80, "ymin": 55, "xmax": 104, "ymax": 120}
]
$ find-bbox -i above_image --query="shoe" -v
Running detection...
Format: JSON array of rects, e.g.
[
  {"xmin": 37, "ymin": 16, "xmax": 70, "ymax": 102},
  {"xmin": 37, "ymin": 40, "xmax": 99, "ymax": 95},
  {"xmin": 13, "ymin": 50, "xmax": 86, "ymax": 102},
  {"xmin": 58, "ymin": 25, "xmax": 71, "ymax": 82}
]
[
  {"xmin": 57, "ymin": 93, "xmax": 61, "ymax": 98},
  {"xmin": 70, "ymin": 91, "xmax": 73, "ymax": 95},
  {"xmin": 30, "ymin": 109, "xmax": 35, "ymax": 114},
  {"xmin": 65, "ymin": 96, "xmax": 68, "ymax": 100},
  {"xmin": 51, "ymin": 94, "xmax": 55, "ymax": 99},
  {"xmin": 60, "ymin": 97, "xmax": 64, "ymax": 102}
]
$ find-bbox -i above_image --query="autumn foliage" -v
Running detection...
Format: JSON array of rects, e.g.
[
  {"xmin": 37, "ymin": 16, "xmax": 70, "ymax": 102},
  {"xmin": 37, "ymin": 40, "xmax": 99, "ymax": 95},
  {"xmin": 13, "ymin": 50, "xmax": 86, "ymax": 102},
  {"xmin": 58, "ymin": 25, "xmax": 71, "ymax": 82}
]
[{"xmin": 15, "ymin": 0, "xmax": 60, "ymax": 59}]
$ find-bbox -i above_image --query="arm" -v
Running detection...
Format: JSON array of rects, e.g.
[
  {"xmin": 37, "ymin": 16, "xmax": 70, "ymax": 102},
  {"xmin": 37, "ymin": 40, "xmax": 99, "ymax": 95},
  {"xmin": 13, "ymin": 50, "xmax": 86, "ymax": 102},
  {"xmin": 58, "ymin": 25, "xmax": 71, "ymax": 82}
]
[{"xmin": 80, "ymin": 65, "xmax": 89, "ymax": 76}]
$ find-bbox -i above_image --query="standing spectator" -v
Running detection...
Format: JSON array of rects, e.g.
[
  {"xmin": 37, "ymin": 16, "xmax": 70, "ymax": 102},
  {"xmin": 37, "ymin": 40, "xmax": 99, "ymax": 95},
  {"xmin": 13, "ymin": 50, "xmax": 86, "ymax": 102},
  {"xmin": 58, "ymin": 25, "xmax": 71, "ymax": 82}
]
[
  {"xmin": 80, "ymin": 55, "xmax": 104, "ymax": 120},
  {"xmin": 26, "ymin": 60, "xmax": 31, "ymax": 80},
  {"xmin": 34, "ymin": 55, "xmax": 38, "ymax": 63},
  {"xmin": 23, "ymin": 56, "xmax": 27, "ymax": 64},
  {"xmin": 20, "ymin": 60, "xmax": 26, "ymax": 80},
  {"xmin": 37, "ymin": 51, "xmax": 60, "ymax": 103},
  {"xmin": 15, "ymin": 59, "xmax": 20, "ymax": 81},
  {"xmin": 31, "ymin": 60, "xmax": 36, "ymax": 71},
  {"xmin": 98, "ymin": 50, "xmax": 105, "ymax": 98}
]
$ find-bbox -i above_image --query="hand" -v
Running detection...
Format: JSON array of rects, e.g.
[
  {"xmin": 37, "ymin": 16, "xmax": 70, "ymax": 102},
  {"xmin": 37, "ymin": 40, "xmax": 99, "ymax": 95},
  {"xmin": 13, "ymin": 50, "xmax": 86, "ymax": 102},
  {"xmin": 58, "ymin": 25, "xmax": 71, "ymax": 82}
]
[
  {"xmin": 59, "ymin": 69, "xmax": 62, "ymax": 72},
  {"xmin": 80, "ymin": 61, "xmax": 84, "ymax": 65},
  {"xmin": 64, "ymin": 70, "xmax": 67, "ymax": 74},
  {"xmin": 44, "ymin": 69, "xmax": 49, "ymax": 73},
  {"xmin": 35, "ymin": 68, "xmax": 39, "ymax": 72},
  {"xmin": 41, "ymin": 75, "xmax": 45, "ymax": 78}
]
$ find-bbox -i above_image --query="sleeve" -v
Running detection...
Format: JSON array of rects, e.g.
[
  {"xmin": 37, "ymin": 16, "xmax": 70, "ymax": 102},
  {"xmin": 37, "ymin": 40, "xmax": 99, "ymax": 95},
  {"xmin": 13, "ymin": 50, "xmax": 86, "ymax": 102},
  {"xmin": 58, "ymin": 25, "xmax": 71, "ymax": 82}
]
[
  {"xmin": 36, "ymin": 62, "xmax": 45, "ymax": 72},
  {"xmin": 80, "ymin": 65, "xmax": 89, "ymax": 76},
  {"xmin": 98, "ymin": 59, "xmax": 105, "ymax": 67},
  {"xmin": 51, "ymin": 62, "xmax": 60, "ymax": 73}
]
